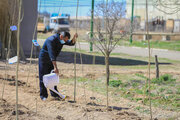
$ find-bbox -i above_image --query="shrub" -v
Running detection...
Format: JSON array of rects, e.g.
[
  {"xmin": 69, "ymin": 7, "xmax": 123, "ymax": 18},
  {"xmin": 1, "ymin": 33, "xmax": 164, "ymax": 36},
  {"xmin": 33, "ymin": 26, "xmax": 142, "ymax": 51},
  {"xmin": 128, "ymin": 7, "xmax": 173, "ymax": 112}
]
[
  {"xmin": 159, "ymin": 88, "xmax": 166, "ymax": 92},
  {"xmin": 176, "ymin": 88, "xmax": 180, "ymax": 94},
  {"xmin": 109, "ymin": 80, "xmax": 123, "ymax": 87},
  {"xmin": 152, "ymin": 74, "xmax": 176, "ymax": 85},
  {"xmin": 166, "ymin": 89, "xmax": 173, "ymax": 94}
]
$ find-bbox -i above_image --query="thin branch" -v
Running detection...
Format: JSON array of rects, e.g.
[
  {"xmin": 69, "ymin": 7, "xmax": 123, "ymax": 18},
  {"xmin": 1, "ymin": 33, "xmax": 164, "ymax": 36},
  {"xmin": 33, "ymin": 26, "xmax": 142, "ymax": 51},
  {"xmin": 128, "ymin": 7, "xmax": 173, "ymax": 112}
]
[
  {"xmin": 94, "ymin": 35, "xmax": 106, "ymax": 52},
  {"xmin": 20, "ymin": 3, "xmax": 24, "ymax": 22},
  {"xmin": 153, "ymin": 0, "xmax": 180, "ymax": 14},
  {"xmin": 90, "ymin": 34, "xmax": 106, "ymax": 55},
  {"xmin": 109, "ymin": 35, "xmax": 124, "ymax": 53}
]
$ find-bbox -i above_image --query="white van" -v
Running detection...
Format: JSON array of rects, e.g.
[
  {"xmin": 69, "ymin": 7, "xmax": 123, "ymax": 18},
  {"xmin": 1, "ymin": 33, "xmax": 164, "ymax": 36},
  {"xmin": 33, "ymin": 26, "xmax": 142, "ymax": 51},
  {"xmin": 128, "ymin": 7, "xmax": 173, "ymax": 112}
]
[{"xmin": 49, "ymin": 14, "xmax": 70, "ymax": 33}]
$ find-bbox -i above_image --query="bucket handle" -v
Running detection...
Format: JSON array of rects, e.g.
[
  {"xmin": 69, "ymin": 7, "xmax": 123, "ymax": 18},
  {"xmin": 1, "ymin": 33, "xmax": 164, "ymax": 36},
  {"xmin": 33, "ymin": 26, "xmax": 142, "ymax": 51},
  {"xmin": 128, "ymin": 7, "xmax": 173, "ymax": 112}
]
[
  {"xmin": 51, "ymin": 70, "xmax": 55, "ymax": 73},
  {"xmin": 50, "ymin": 70, "xmax": 59, "ymax": 78}
]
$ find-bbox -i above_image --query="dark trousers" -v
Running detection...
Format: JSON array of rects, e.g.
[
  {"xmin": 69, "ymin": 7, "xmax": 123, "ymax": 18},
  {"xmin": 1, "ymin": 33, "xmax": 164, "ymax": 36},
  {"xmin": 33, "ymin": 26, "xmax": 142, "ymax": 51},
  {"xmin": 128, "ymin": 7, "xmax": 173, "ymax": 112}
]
[{"xmin": 38, "ymin": 60, "xmax": 59, "ymax": 99}]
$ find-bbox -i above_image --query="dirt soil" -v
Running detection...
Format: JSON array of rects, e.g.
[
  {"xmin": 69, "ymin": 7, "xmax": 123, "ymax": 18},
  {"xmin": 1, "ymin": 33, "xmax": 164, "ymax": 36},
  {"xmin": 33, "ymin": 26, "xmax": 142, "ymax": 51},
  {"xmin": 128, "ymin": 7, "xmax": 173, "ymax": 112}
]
[{"xmin": 0, "ymin": 55, "xmax": 179, "ymax": 120}]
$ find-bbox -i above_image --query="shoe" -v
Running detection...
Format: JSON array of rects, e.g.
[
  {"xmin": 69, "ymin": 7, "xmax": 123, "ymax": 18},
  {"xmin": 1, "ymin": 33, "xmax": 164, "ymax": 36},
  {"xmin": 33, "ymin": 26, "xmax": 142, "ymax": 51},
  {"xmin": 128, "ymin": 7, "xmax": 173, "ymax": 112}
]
[
  {"xmin": 40, "ymin": 96, "xmax": 47, "ymax": 101},
  {"xmin": 51, "ymin": 96, "xmax": 61, "ymax": 101},
  {"xmin": 61, "ymin": 96, "xmax": 66, "ymax": 101},
  {"xmin": 42, "ymin": 97, "xmax": 47, "ymax": 101}
]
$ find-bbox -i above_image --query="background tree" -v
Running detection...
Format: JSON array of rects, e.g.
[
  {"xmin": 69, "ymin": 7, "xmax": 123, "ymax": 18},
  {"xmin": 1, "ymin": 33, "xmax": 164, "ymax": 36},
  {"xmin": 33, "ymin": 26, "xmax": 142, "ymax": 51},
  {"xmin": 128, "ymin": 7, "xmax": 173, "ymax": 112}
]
[
  {"xmin": 153, "ymin": 0, "xmax": 180, "ymax": 14},
  {"xmin": 0, "ymin": 0, "xmax": 25, "ymax": 60},
  {"xmin": 89, "ymin": 0, "xmax": 129, "ymax": 107}
]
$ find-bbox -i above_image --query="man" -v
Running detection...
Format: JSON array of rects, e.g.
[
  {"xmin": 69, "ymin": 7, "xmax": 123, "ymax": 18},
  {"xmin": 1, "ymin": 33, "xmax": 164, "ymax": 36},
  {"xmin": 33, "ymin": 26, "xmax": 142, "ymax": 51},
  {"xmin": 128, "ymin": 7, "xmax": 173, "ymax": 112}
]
[{"xmin": 38, "ymin": 31, "xmax": 78, "ymax": 101}]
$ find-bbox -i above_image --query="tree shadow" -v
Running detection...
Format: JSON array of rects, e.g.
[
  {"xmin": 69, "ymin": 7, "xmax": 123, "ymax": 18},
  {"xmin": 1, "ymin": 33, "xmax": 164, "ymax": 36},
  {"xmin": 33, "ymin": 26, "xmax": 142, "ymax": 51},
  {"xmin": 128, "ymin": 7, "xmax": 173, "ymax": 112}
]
[
  {"xmin": 0, "ymin": 65, "xmax": 5, "ymax": 70},
  {"xmin": 56, "ymin": 51, "xmax": 171, "ymax": 66},
  {"xmin": 24, "ymin": 50, "xmax": 171, "ymax": 66},
  {"xmin": 86, "ymin": 102, "xmax": 129, "ymax": 111}
]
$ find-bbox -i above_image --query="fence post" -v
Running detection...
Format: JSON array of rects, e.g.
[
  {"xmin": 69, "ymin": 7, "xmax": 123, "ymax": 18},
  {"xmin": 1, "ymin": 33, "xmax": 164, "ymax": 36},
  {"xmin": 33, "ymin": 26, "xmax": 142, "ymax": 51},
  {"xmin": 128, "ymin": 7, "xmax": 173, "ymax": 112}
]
[{"xmin": 155, "ymin": 55, "xmax": 159, "ymax": 79}]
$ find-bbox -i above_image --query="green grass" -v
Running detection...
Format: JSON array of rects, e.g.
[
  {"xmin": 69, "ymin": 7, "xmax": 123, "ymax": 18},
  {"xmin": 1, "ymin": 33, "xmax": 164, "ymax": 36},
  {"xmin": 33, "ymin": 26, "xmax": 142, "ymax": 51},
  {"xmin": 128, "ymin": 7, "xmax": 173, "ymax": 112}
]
[
  {"xmin": 135, "ymin": 73, "xmax": 148, "ymax": 80},
  {"xmin": 159, "ymin": 87, "xmax": 166, "ymax": 92},
  {"xmin": 151, "ymin": 74, "xmax": 176, "ymax": 85},
  {"xmin": 36, "ymin": 30, "xmax": 180, "ymax": 114},
  {"xmin": 176, "ymin": 87, "xmax": 180, "ymax": 94},
  {"xmin": 60, "ymin": 72, "xmax": 179, "ymax": 112},
  {"xmin": 77, "ymin": 77, "xmax": 89, "ymax": 82},
  {"xmin": 134, "ymin": 106, "xmax": 150, "ymax": 114},
  {"xmin": 54, "ymin": 38, "xmax": 180, "ymax": 112},
  {"xmin": 109, "ymin": 80, "xmax": 123, "ymax": 87},
  {"xmin": 37, "ymin": 32, "xmax": 53, "ymax": 39},
  {"xmin": 167, "ymin": 117, "xmax": 180, "ymax": 120},
  {"xmin": 119, "ymin": 40, "xmax": 180, "ymax": 51},
  {"xmin": 166, "ymin": 89, "xmax": 174, "ymax": 94}
]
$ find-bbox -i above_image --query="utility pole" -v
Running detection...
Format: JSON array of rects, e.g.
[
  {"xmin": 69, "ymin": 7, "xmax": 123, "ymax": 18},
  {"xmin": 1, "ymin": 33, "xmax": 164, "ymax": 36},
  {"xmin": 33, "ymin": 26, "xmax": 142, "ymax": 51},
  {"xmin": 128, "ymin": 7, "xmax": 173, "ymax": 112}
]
[
  {"xmin": 130, "ymin": 0, "xmax": 134, "ymax": 43},
  {"xmin": 90, "ymin": 0, "xmax": 94, "ymax": 51}
]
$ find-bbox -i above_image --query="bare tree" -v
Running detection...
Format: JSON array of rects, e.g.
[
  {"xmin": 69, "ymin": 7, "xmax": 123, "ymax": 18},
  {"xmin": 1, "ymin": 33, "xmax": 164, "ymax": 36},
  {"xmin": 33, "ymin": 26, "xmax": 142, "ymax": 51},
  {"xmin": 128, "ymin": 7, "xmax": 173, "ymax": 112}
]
[
  {"xmin": 90, "ymin": 1, "xmax": 128, "ymax": 84},
  {"xmin": 0, "ymin": 0, "xmax": 25, "ymax": 60},
  {"xmin": 153, "ymin": 0, "xmax": 180, "ymax": 14},
  {"xmin": 88, "ymin": 1, "xmax": 129, "ymax": 107},
  {"xmin": 0, "ymin": 0, "xmax": 10, "ymax": 58}
]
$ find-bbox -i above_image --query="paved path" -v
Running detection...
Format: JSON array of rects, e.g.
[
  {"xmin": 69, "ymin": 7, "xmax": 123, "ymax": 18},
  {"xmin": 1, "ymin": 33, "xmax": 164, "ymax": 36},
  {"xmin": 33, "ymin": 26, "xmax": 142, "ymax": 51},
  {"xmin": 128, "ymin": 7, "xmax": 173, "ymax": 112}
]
[
  {"xmin": 114, "ymin": 46, "xmax": 180, "ymax": 61},
  {"xmin": 37, "ymin": 39, "xmax": 180, "ymax": 61}
]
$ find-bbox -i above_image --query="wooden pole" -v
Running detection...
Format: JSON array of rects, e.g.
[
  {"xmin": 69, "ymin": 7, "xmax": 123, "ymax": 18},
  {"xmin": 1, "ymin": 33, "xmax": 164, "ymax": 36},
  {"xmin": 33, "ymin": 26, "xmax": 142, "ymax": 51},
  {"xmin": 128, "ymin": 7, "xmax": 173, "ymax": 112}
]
[
  {"xmin": 15, "ymin": 0, "xmax": 22, "ymax": 119},
  {"xmin": 155, "ymin": 55, "xmax": 159, "ymax": 79},
  {"xmin": 35, "ymin": 46, "xmax": 38, "ymax": 114},
  {"xmin": 26, "ymin": 44, "xmax": 34, "ymax": 86},
  {"xmin": 1, "ymin": 49, "xmax": 8, "ymax": 100},
  {"xmin": 146, "ymin": 0, "xmax": 153, "ymax": 119},
  {"xmin": 74, "ymin": 0, "xmax": 79, "ymax": 102}
]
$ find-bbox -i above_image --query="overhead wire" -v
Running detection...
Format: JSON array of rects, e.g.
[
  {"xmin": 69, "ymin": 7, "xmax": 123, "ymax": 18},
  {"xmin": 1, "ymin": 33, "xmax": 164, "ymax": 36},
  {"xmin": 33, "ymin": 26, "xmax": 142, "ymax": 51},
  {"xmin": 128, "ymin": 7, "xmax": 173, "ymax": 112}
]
[{"xmin": 37, "ymin": 0, "xmax": 106, "ymax": 8}]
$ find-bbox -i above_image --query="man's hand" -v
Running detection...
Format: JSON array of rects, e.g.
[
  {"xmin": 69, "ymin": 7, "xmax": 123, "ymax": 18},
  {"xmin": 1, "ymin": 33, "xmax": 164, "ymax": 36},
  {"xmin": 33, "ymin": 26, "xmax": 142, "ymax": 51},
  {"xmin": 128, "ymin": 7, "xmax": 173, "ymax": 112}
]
[
  {"xmin": 54, "ymin": 68, "xmax": 59, "ymax": 74},
  {"xmin": 74, "ymin": 33, "xmax": 78, "ymax": 38},
  {"xmin": 72, "ymin": 33, "xmax": 78, "ymax": 44},
  {"xmin": 52, "ymin": 61, "xmax": 59, "ymax": 74}
]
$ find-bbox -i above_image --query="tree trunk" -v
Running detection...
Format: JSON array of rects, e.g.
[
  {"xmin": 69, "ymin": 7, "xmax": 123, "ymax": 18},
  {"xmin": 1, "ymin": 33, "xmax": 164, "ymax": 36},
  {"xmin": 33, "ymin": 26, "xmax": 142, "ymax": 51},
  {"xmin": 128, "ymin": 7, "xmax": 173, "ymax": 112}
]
[
  {"xmin": 1, "ymin": 21, "xmax": 8, "ymax": 59},
  {"xmin": 105, "ymin": 54, "xmax": 110, "ymax": 108},
  {"xmin": 0, "ymin": 0, "xmax": 26, "ymax": 60},
  {"xmin": 105, "ymin": 54, "xmax": 110, "ymax": 85}
]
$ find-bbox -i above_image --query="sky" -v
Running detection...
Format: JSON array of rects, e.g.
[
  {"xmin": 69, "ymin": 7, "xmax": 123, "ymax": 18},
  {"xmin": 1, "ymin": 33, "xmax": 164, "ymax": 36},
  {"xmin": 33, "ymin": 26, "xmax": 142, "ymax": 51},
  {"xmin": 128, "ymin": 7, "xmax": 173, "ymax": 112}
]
[{"xmin": 38, "ymin": 0, "xmax": 126, "ymax": 17}]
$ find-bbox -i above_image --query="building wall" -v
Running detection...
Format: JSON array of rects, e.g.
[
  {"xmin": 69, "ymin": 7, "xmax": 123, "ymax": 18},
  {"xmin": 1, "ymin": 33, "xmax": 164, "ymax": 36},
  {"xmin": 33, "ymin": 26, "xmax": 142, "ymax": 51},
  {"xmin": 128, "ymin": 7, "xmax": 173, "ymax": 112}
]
[{"xmin": 20, "ymin": 0, "xmax": 38, "ymax": 56}]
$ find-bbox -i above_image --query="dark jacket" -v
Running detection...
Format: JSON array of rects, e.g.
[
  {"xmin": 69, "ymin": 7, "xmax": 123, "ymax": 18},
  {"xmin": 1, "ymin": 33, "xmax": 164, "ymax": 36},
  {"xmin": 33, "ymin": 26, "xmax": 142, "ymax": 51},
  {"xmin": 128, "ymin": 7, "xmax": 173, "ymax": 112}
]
[{"xmin": 39, "ymin": 33, "xmax": 75, "ymax": 63}]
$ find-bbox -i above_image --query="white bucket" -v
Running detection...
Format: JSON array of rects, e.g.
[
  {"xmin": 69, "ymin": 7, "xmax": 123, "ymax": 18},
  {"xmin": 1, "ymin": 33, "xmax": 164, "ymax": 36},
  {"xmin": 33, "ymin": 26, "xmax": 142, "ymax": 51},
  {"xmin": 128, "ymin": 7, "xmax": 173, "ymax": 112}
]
[{"xmin": 43, "ymin": 71, "xmax": 65, "ymax": 99}]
